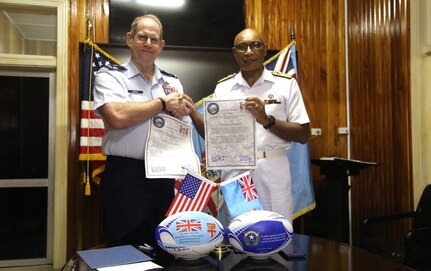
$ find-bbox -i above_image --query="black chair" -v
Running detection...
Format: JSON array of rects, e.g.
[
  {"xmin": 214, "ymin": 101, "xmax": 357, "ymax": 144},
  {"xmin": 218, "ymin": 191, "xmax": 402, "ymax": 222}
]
[{"xmin": 361, "ymin": 184, "xmax": 431, "ymax": 270}]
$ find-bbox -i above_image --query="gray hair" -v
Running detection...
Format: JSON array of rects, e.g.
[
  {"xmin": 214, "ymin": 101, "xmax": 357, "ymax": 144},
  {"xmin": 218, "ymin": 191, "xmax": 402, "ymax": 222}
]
[{"xmin": 130, "ymin": 14, "xmax": 163, "ymax": 39}]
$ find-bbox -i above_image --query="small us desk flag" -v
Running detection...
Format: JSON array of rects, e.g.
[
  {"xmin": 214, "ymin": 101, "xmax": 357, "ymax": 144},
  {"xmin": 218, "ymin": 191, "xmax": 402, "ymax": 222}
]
[
  {"xmin": 220, "ymin": 171, "xmax": 263, "ymax": 220},
  {"xmin": 264, "ymin": 41, "xmax": 316, "ymax": 219},
  {"xmin": 79, "ymin": 40, "xmax": 125, "ymax": 195},
  {"xmin": 166, "ymin": 173, "xmax": 217, "ymax": 217}
]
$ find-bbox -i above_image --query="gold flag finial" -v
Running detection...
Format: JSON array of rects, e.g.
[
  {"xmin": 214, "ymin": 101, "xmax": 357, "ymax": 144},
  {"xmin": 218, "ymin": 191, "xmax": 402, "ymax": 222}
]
[
  {"xmin": 86, "ymin": 14, "xmax": 93, "ymax": 41},
  {"xmin": 290, "ymin": 26, "xmax": 296, "ymax": 41}
]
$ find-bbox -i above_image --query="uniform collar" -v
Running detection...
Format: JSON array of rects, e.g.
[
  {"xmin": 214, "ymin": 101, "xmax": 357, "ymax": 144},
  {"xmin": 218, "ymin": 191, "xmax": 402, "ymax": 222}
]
[
  {"xmin": 124, "ymin": 59, "xmax": 140, "ymax": 78},
  {"xmin": 124, "ymin": 59, "xmax": 164, "ymax": 83},
  {"xmin": 153, "ymin": 65, "xmax": 163, "ymax": 81},
  {"xmin": 235, "ymin": 67, "xmax": 276, "ymax": 87}
]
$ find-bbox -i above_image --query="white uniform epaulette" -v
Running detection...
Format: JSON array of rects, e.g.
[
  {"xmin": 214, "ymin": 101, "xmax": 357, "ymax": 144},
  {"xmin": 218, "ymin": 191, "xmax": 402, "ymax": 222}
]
[
  {"xmin": 217, "ymin": 73, "xmax": 237, "ymax": 83},
  {"xmin": 160, "ymin": 69, "xmax": 178, "ymax": 79},
  {"xmin": 272, "ymin": 71, "xmax": 293, "ymax": 79}
]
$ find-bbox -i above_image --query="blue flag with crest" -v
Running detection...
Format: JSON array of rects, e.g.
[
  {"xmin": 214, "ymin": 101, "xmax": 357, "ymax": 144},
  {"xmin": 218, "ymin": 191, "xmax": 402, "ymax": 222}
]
[{"xmin": 264, "ymin": 41, "xmax": 316, "ymax": 219}]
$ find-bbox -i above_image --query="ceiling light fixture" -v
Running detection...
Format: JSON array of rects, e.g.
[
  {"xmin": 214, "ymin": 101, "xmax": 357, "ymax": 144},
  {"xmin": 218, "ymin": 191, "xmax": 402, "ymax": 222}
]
[{"xmin": 136, "ymin": 0, "xmax": 185, "ymax": 9}]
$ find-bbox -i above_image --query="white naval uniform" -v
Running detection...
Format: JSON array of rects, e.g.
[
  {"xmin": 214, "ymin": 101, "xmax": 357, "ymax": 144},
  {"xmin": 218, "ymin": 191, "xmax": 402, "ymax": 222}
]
[
  {"xmin": 214, "ymin": 68, "xmax": 310, "ymax": 223},
  {"xmin": 93, "ymin": 59, "xmax": 192, "ymax": 160}
]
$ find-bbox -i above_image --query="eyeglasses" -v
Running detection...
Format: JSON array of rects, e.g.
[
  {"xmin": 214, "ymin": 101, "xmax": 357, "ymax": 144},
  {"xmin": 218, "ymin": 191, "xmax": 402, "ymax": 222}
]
[
  {"xmin": 134, "ymin": 34, "xmax": 160, "ymax": 45},
  {"xmin": 233, "ymin": 41, "xmax": 264, "ymax": 53}
]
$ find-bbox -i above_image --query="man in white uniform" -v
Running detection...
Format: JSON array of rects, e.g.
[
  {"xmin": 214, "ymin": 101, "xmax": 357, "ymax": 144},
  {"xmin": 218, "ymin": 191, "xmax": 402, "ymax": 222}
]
[{"xmin": 189, "ymin": 28, "xmax": 310, "ymax": 223}]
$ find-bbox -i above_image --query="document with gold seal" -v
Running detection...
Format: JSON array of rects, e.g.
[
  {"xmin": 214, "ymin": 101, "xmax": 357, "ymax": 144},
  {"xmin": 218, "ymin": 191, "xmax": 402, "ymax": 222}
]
[
  {"xmin": 145, "ymin": 114, "xmax": 201, "ymax": 178},
  {"xmin": 204, "ymin": 98, "xmax": 256, "ymax": 170}
]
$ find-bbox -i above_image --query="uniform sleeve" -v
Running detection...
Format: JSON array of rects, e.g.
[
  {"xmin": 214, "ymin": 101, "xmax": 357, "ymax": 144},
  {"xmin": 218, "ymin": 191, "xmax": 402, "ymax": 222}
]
[
  {"xmin": 93, "ymin": 70, "xmax": 127, "ymax": 113},
  {"xmin": 285, "ymin": 78, "xmax": 310, "ymax": 124}
]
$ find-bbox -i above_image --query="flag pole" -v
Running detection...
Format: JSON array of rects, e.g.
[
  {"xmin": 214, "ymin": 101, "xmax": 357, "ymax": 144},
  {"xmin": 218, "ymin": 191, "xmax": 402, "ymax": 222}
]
[
  {"xmin": 83, "ymin": 15, "xmax": 94, "ymax": 196},
  {"xmin": 211, "ymin": 182, "xmax": 229, "ymax": 259}
]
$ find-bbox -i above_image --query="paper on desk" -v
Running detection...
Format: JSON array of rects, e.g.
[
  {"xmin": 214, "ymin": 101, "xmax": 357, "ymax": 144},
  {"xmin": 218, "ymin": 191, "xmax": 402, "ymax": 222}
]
[
  {"xmin": 77, "ymin": 245, "xmax": 153, "ymax": 269},
  {"xmin": 97, "ymin": 261, "xmax": 163, "ymax": 271}
]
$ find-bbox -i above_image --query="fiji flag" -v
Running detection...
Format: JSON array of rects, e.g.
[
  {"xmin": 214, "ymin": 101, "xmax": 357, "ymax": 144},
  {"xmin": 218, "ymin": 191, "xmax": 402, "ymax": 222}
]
[
  {"xmin": 220, "ymin": 171, "xmax": 263, "ymax": 219},
  {"xmin": 265, "ymin": 41, "xmax": 298, "ymax": 79},
  {"xmin": 264, "ymin": 41, "xmax": 316, "ymax": 220}
]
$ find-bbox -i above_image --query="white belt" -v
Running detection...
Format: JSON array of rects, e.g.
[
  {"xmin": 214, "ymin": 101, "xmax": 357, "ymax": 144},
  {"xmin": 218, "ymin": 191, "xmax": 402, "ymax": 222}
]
[{"xmin": 256, "ymin": 148, "xmax": 286, "ymax": 159}]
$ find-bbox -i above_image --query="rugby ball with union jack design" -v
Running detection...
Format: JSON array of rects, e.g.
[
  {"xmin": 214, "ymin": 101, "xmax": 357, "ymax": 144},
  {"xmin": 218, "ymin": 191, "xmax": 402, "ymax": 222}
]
[
  {"xmin": 155, "ymin": 211, "xmax": 224, "ymax": 260},
  {"xmin": 226, "ymin": 210, "xmax": 293, "ymax": 259}
]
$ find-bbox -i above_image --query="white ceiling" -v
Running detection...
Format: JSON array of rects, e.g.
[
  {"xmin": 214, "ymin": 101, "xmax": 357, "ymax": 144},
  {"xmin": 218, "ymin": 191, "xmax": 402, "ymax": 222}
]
[{"xmin": 3, "ymin": 11, "xmax": 57, "ymax": 41}]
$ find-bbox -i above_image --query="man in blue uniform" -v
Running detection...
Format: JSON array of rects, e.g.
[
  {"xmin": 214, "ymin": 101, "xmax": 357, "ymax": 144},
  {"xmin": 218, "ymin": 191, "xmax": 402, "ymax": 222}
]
[{"xmin": 93, "ymin": 14, "xmax": 195, "ymax": 254}]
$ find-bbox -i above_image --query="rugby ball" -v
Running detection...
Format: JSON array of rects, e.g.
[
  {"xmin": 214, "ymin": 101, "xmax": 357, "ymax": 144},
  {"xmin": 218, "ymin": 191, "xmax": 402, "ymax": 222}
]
[
  {"xmin": 226, "ymin": 210, "xmax": 293, "ymax": 259},
  {"xmin": 155, "ymin": 211, "xmax": 224, "ymax": 260}
]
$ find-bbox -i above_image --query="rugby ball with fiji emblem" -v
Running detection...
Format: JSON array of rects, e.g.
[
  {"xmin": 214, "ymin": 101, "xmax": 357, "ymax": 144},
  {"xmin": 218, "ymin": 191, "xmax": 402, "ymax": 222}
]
[
  {"xmin": 155, "ymin": 211, "xmax": 224, "ymax": 260},
  {"xmin": 226, "ymin": 210, "xmax": 293, "ymax": 259}
]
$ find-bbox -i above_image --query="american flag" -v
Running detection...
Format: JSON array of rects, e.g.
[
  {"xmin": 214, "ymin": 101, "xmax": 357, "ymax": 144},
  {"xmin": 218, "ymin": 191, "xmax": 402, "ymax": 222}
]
[
  {"xmin": 238, "ymin": 174, "xmax": 259, "ymax": 202},
  {"xmin": 165, "ymin": 173, "xmax": 217, "ymax": 217},
  {"xmin": 79, "ymin": 40, "xmax": 125, "ymax": 190},
  {"xmin": 176, "ymin": 219, "xmax": 202, "ymax": 233}
]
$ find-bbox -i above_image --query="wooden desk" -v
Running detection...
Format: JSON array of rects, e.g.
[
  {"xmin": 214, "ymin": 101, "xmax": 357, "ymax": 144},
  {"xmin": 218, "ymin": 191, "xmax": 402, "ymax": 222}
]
[{"xmin": 69, "ymin": 234, "xmax": 414, "ymax": 271}]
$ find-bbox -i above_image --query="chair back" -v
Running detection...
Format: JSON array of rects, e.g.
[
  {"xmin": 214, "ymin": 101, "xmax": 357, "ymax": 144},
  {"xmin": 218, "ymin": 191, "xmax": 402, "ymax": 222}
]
[{"xmin": 413, "ymin": 184, "xmax": 431, "ymax": 229}]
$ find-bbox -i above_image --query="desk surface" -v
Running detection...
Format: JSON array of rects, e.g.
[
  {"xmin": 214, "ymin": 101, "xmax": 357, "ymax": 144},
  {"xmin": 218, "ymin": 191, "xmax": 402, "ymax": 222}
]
[{"xmin": 71, "ymin": 234, "xmax": 415, "ymax": 271}]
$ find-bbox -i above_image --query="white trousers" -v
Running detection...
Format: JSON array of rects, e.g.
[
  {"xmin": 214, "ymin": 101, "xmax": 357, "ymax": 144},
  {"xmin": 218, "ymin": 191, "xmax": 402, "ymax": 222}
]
[{"xmin": 221, "ymin": 154, "xmax": 292, "ymax": 225}]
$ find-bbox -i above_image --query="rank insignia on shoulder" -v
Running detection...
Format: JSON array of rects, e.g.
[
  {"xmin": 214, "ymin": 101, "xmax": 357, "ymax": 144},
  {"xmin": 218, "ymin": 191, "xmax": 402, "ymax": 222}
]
[
  {"xmin": 160, "ymin": 69, "xmax": 178, "ymax": 79},
  {"xmin": 217, "ymin": 73, "xmax": 237, "ymax": 83},
  {"xmin": 272, "ymin": 71, "xmax": 292, "ymax": 79}
]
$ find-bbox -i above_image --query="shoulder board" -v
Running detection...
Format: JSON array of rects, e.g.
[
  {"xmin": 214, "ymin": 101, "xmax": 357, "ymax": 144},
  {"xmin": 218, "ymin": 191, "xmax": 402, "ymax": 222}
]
[
  {"xmin": 102, "ymin": 63, "xmax": 127, "ymax": 71},
  {"xmin": 160, "ymin": 69, "xmax": 178, "ymax": 79},
  {"xmin": 217, "ymin": 73, "xmax": 237, "ymax": 83},
  {"xmin": 272, "ymin": 71, "xmax": 292, "ymax": 79}
]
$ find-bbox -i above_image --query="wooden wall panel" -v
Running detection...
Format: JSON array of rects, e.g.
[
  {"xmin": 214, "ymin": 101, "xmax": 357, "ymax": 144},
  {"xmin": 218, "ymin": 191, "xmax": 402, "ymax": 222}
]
[
  {"xmin": 347, "ymin": 0, "xmax": 412, "ymax": 243},
  {"xmin": 84, "ymin": 0, "xmax": 109, "ymax": 42},
  {"xmin": 67, "ymin": 0, "xmax": 80, "ymax": 260},
  {"xmin": 244, "ymin": 0, "xmax": 262, "ymax": 31}
]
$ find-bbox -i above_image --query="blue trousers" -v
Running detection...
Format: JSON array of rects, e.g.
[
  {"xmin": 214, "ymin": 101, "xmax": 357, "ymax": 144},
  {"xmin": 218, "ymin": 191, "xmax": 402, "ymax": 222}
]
[{"xmin": 100, "ymin": 155, "xmax": 174, "ymax": 250}]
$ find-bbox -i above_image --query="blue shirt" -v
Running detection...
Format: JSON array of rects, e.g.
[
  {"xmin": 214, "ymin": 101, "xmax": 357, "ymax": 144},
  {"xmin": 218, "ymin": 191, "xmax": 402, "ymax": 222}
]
[{"xmin": 93, "ymin": 58, "xmax": 191, "ymax": 159}]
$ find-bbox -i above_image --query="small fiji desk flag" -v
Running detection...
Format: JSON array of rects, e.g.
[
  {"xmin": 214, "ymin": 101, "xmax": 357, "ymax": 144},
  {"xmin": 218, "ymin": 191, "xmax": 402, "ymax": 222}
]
[{"xmin": 219, "ymin": 171, "xmax": 263, "ymax": 220}]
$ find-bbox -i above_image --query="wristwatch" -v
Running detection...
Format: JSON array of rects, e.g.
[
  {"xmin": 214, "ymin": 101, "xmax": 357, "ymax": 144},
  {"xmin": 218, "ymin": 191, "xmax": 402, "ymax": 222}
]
[{"xmin": 263, "ymin": 115, "xmax": 276, "ymax": 129}]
